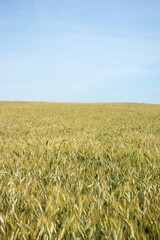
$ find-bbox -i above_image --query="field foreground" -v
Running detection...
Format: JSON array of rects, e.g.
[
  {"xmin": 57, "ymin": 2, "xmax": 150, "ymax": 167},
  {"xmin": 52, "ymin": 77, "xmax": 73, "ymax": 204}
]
[{"xmin": 0, "ymin": 102, "xmax": 160, "ymax": 240}]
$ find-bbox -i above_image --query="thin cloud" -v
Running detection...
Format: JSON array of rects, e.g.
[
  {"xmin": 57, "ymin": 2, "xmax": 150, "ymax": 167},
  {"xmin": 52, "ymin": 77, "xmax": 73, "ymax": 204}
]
[{"xmin": 61, "ymin": 56, "xmax": 160, "ymax": 100}]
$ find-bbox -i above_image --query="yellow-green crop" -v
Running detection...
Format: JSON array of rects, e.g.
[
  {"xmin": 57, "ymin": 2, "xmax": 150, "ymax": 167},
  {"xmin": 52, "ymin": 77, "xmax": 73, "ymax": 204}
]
[{"xmin": 0, "ymin": 102, "xmax": 160, "ymax": 239}]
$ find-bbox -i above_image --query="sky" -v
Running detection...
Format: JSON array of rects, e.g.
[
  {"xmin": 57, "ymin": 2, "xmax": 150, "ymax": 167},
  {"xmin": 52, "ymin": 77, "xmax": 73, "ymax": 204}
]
[{"xmin": 0, "ymin": 0, "xmax": 160, "ymax": 103}]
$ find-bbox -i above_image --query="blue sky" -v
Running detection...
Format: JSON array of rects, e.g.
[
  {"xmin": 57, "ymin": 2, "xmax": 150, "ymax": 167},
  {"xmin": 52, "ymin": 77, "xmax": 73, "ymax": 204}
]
[{"xmin": 0, "ymin": 0, "xmax": 160, "ymax": 103}]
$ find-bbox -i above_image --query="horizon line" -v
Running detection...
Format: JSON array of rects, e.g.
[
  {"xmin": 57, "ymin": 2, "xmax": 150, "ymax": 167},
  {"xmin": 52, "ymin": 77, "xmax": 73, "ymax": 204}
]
[{"xmin": 0, "ymin": 100, "xmax": 160, "ymax": 105}]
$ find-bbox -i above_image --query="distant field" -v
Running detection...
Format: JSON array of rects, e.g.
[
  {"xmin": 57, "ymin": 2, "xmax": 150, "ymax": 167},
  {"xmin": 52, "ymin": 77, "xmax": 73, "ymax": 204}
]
[{"xmin": 0, "ymin": 102, "xmax": 160, "ymax": 240}]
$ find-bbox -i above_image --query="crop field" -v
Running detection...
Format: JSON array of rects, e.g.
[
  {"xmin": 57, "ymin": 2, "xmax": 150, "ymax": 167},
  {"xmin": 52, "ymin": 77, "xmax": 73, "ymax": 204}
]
[{"xmin": 0, "ymin": 102, "xmax": 160, "ymax": 240}]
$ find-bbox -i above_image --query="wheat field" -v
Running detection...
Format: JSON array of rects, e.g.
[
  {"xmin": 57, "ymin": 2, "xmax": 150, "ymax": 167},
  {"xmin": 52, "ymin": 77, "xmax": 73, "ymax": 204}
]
[{"xmin": 0, "ymin": 102, "xmax": 160, "ymax": 240}]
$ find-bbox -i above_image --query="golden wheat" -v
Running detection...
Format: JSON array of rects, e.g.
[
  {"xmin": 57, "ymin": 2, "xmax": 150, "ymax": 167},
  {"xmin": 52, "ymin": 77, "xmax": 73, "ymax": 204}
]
[{"xmin": 0, "ymin": 102, "xmax": 160, "ymax": 239}]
